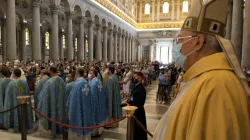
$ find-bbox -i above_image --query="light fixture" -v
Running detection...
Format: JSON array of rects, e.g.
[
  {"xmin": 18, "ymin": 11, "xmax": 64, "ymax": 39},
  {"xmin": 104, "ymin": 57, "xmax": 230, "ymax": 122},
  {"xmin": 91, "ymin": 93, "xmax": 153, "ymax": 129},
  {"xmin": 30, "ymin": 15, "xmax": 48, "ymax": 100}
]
[{"xmin": 23, "ymin": 20, "xmax": 27, "ymax": 23}]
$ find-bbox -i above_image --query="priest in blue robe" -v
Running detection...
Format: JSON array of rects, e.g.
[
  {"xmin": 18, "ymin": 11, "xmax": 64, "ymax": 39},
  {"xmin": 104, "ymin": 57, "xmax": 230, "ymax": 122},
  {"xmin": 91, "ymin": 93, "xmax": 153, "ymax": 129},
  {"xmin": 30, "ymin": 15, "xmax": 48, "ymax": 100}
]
[
  {"xmin": 0, "ymin": 67, "xmax": 11, "ymax": 127},
  {"xmin": 89, "ymin": 69, "xmax": 107, "ymax": 136},
  {"xmin": 68, "ymin": 67, "xmax": 93, "ymax": 140},
  {"xmin": 66, "ymin": 72, "xmax": 75, "ymax": 98},
  {"xmin": 33, "ymin": 66, "xmax": 67, "ymax": 139},
  {"xmin": 105, "ymin": 66, "xmax": 122, "ymax": 128},
  {"xmin": 34, "ymin": 69, "xmax": 49, "ymax": 109},
  {"xmin": 3, "ymin": 68, "xmax": 33, "ymax": 132}
]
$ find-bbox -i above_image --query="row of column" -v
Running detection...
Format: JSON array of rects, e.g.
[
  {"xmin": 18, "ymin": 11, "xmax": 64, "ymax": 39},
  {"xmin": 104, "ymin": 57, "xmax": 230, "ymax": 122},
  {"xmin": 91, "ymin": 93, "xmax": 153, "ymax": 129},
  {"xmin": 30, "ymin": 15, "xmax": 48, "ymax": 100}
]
[
  {"xmin": 227, "ymin": 0, "xmax": 250, "ymax": 68},
  {"xmin": 4, "ymin": 0, "xmax": 138, "ymax": 62}
]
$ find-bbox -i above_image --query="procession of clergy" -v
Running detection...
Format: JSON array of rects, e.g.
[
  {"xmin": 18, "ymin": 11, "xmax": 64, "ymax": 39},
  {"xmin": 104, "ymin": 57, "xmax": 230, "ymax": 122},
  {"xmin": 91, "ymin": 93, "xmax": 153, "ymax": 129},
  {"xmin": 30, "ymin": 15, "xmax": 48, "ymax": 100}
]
[{"xmin": 0, "ymin": 60, "xmax": 148, "ymax": 139}]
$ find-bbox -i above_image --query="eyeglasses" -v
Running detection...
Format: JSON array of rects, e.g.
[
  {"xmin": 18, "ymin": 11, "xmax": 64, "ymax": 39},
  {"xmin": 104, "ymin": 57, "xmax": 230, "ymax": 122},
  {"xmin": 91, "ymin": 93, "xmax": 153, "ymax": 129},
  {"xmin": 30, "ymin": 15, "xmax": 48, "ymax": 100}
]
[{"xmin": 175, "ymin": 35, "xmax": 198, "ymax": 44}]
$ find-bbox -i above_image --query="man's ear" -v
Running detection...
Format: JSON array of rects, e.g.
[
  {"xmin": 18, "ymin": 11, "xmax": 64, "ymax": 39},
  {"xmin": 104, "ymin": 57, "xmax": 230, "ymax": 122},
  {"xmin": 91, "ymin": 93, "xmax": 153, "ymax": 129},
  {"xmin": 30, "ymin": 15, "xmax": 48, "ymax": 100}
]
[{"xmin": 194, "ymin": 34, "xmax": 205, "ymax": 51}]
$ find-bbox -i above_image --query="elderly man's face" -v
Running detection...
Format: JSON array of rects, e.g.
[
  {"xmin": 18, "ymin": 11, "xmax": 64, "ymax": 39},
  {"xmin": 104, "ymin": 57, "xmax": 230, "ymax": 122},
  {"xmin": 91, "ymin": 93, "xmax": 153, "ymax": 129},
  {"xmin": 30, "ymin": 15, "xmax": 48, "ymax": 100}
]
[{"xmin": 176, "ymin": 30, "xmax": 198, "ymax": 56}]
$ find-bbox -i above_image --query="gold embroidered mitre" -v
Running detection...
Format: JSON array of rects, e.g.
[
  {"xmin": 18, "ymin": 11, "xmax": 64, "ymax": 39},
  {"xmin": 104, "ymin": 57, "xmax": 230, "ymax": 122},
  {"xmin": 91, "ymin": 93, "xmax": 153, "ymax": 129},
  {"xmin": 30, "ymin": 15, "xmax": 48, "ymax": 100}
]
[{"xmin": 182, "ymin": 0, "xmax": 228, "ymax": 37}]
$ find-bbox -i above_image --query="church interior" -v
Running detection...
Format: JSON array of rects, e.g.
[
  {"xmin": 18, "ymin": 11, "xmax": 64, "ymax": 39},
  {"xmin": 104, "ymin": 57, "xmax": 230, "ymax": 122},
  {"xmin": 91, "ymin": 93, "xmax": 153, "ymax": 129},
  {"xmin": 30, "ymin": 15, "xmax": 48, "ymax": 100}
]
[{"xmin": 0, "ymin": 0, "xmax": 249, "ymax": 140}]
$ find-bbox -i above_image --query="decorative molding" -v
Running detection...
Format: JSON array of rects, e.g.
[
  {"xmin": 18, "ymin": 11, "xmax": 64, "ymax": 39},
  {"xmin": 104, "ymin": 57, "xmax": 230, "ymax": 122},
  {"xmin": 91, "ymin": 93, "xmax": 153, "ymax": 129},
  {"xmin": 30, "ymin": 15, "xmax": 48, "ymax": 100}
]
[{"xmin": 95, "ymin": 0, "xmax": 184, "ymax": 29}]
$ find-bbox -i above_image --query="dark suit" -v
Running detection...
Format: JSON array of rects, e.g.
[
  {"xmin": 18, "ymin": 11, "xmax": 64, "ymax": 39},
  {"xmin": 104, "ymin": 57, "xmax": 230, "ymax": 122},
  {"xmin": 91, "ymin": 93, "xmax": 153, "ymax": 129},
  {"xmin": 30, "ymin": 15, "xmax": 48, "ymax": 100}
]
[{"xmin": 129, "ymin": 83, "xmax": 147, "ymax": 140}]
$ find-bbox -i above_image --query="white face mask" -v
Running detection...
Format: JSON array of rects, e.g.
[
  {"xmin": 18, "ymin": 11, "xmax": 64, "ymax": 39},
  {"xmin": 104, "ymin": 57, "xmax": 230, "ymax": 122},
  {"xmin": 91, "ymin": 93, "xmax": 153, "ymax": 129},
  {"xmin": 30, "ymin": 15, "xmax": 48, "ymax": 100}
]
[
  {"xmin": 172, "ymin": 38, "xmax": 195, "ymax": 68},
  {"xmin": 88, "ymin": 73, "xmax": 91, "ymax": 79}
]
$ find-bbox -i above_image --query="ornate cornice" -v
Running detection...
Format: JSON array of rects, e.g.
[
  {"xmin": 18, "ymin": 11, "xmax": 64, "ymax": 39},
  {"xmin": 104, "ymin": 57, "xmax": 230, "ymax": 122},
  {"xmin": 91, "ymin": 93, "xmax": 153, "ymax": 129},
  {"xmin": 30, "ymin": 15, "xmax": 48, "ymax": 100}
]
[{"xmin": 95, "ymin": 0, "xmax": 183, "ymax": 29}]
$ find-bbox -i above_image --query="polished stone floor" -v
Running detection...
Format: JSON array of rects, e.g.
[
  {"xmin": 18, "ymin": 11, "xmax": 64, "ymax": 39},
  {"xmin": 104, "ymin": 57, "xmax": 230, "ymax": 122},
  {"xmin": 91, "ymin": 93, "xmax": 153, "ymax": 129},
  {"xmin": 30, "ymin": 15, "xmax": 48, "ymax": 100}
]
[{"xmin": 0, "ymin": 80, "xmax": 170, "ymax": 140}]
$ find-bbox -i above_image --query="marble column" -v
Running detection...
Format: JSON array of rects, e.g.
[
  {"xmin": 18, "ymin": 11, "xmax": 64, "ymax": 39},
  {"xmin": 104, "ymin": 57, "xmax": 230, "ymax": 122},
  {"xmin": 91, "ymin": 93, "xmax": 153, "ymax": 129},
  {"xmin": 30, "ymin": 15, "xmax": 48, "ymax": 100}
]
[
  {"xmin": 108, "ymin": 29, "xmax": 113, "ymax": 61},
  {"xmin": 66, "ymin": 12, "xmax": 73, "ymax": 60},
  {"xmin": 242, "ymin": 0, "xmax": 250, "ymax": 67},
  {"xmin": 124, "ymin": 36, "xmax": 127, "ymax": 62},
  {"xmin": 231, "ymin": 0, "xmax": 244, "ymax": 61},
  {"xmin": 2, "ymin": 19, "xmax": 6, "ymax": 61},
  {"xmin": 21, "ymin": 23, "xmax": 26, "ymax": 61},
  {"xmin": 177, "ymin": 0, "xmax": 180, "ymax": 20},
  {"xmin": 128, "ymin": 37, "xmax": 131, "ymax": 62},
  {"xmin": 171, "ymin": 0, "xmax": 175, "ymax": 20},
  {"xmin": 225, "ymin": 0, "xmax": 233, "ymax": 39},
  {"xmin": 96, "ymin": 24, "xmax": 102, "ymax": 61},
  {"xmin": 6, "ymin": 0, "xmax": 16, "ymax": 60},
  {"xmin": 114, "ymin": 31, "xmax": 118, "ymax": 62},
  {"xmin": 59, "ymin": 31, "xmax": 64, "ymax": 60},
  {"xmin": 88, "ymin": 21, "xmax": 94, "ymax": 61},
  {"xmin": 32, "ymin": 1, "xmax": 41, "ymax": 60},
  {"xmin": 119, "ymin": 33, "xmax": 122, "ymax": 62},
  {"xmin": 122, "ymin": 34, "xmax": 126, "ymax": 62},
  {"xmin": 103, "ymin": 26, "xmax": 108, "ymax": 61},
  {"xmin": 78, "ymin": 17, "xmax": 85, "ymax": 61},
  {"xmin": 126, "ymin": 37, "xmax": 129, "ymax": 62},
  {"xmin": 51, "ymin": 5, "xmax": 59, "ymax": 61}
]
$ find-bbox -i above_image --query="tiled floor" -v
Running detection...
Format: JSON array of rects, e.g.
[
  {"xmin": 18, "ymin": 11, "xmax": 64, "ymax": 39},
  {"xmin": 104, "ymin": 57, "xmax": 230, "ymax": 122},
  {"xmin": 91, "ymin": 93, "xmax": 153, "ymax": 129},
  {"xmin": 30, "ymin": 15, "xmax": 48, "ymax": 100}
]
[{"xmin": 0, "ymin": 80, "xmax": 169, "ymax": 140}]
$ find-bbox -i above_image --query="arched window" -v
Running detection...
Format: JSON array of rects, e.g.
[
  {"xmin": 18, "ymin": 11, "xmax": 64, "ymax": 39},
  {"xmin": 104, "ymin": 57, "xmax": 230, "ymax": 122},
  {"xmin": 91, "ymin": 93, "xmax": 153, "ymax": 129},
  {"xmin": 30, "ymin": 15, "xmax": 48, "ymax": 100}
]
[
  {"xmin": 45, "ymin": 32, "xmax": 49, "ymax": 50},
  {"xmin": 62, "ymin": 35, "xmax": 66, "ymax": 49},
  {"xmin": 182, "ymin": 1, "xmax": 189, "ymax": 13},
  {"xmin": 144, "ymin": 3, "xmax": 150, "ymax": 14},
  {"xmin": 163, "ymin": 2, "xmax": 170, "ymax": 13},
  {"xmin": 25, "ymin": 28, "xmax": 30, "ymax": 45},
  {"xmin": 85, "ymin": 40, "xmax": 88, "ymax": 53},
  {"xmin": 75, "ymin": 38, "xmax": 78, "ymax": 51}
]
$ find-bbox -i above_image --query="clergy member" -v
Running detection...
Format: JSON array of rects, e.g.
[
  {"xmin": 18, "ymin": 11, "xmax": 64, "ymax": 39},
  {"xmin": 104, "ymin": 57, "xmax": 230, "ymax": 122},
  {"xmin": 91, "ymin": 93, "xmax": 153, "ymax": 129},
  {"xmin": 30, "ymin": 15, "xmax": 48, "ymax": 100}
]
[
  {"xmin": 0, "ymin": 67, "xmax": 11, "ymax": 128},
  {"xmin": 89, "ymin": 69, "xmax": 107, "ymax": 136},
  {"xmin": 154, "ymin": 0, "xmax": 250, "ymax": 139},
  {"xmin": 102, "ymin": 64, "xmax": 109, "ymax": 86},
  {"xmin": 66, "ymin": 72, "xmax": 75, "ymax": 98},
  {"xmin": 67, "ymin": 67, "xmax": 93, "ymax": 140},
  {"xmin": 33, "ymin": 66, "xmax": 67, "ymax": 139},
  {"xmin": 3, "ymin": 68, "xmax": 33, "ymax": 132},
  {"xmin": 34, "ymin": 69, "xmax": 49, "ymax": 109},
  {"xmin": 105, "ymin": 66, "xmax": 122, "ymax": 128}
]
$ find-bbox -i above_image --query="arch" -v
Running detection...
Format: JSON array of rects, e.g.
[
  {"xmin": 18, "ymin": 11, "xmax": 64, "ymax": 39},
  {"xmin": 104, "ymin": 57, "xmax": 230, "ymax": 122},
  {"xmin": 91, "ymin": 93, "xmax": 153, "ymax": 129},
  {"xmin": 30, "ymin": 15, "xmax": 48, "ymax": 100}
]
[
  {"xmin": 102, "ymin": 18, "xmax": 107, "ymax": 27},
  {"xmin": 108, "ymin": 22, "xmax": 112, "ymax": 29},
  {"xmin": 163, "ymin": 2, "xmax": 170, "ymax": 13},
  {"xmin": 182, "ymin": 0, "xmax": 189, "ymax": 13},
  {"xmin": 84, "ymin": 10, "xmax": 92, "ymax": 20},
  {"xmin": 15, "ymin": 8, "xmax": 25, "ymax": 22},
  {"xmin": 94, "ymin": 15, "xmax": 100, "ymax": 25},
  {"xmin": 60, "ymin": 0, "xmax": 71, "ymax": 12},
  {"xmin": 144, "ymin": 3, "xmax": 150, "ymax": 14},
  {"xmin": 74, "ymin": 5, "xmax": 83, "ymax": 18}
]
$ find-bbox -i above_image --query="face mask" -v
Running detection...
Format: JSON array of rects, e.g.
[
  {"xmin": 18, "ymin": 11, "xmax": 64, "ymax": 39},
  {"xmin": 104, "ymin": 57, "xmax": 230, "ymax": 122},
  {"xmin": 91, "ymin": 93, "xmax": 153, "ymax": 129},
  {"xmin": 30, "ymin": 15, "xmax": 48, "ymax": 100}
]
[
  {"xmin": 88, "ymin": 74, "xmax": 91, "ymax": 79},
  {"xmin": 66, "ymin": 77, "xmax": 69, "ymax": 83},
  {"xmin": 172, "ymin": 38, "xmax": 195, "ymax": 68},
  {"xmin": 133, "ymin": 79, "xmax": 139, "ymax": 84}
]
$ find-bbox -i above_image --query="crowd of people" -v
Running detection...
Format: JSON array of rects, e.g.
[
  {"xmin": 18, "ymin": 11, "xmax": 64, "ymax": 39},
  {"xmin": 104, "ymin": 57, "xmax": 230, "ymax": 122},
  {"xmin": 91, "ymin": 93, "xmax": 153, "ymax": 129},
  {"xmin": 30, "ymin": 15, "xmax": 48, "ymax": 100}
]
[
  {"xmin": 156, "ymin": 63, "xmax": 182, "ymax": 104},
  {"xmin": 0, "ymin": 59, "xmax": 160, "ymax": 140}
]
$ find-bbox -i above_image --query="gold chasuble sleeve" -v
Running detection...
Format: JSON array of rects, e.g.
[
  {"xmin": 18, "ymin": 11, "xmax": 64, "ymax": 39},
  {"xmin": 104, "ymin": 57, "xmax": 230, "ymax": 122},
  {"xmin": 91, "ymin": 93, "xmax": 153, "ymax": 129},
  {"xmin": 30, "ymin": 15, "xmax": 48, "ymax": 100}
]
[{"xmin": 155, "ymin": 53, "xmax": 250, "ymax": 140}]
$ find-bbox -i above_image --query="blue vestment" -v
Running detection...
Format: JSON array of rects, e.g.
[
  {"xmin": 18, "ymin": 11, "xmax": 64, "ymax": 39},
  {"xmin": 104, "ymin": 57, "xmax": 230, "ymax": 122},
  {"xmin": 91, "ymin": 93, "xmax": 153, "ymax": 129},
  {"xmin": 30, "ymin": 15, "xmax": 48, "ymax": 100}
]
[
  {"xmin": 89, "ymin": 77, "xmax": 107, "ymax": 125},
  {"xmin": 105, "ymin": 74, "xmax": 122, "ymax": 120},
  {"xmin": 0, "ymin": 78, "xmax": 11, "ymax": 125},
  {"xmin": 37, "ymin": 76, "xmax": 67, "ymax": 134},
  {"xmin": 3, "ymin": 79, "xmax": 33, "ymax": 132},
  {"xmin": 66, "ymin": 81, "xmax": 74, "ymax": 98},
  {"xmin": 34, "ymin": 76, "xmax": 49, "ymax": 109},
  {"xmin": 67, "ymin": 78, "xmax": 94, "ymax": 136}
]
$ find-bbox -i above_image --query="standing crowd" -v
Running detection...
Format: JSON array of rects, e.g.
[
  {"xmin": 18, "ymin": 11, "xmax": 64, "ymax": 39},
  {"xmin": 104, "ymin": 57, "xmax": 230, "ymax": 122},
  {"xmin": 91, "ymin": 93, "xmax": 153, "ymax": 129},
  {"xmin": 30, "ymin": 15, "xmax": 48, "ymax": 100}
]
[{"xmin": 0, "ymin": 59, "xmax": 160, "ymax": 140}]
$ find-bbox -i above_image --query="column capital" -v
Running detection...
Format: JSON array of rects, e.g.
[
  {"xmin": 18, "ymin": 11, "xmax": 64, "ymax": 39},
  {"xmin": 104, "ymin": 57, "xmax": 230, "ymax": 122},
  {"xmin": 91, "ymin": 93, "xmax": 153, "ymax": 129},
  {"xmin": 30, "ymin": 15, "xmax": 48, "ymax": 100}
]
[
  {"xmin": 88, "ymin": 20, "xmax": 95, "ymax": 27},
  {"xmin": 77, "ymin": 16, "xmax": 85, "ymax": 24},
  {"xmin": 33, "ymin": 0, "xmax": 41, "ymax": 7},
  {"xmin": 65, "ymin": 11, "xmax": 75, "ymax": 19},
  {"xmin": 50, "ymin": 5, "xmax": 59, "ymax": 14},
  {"xmin": 96, "ymin": 24, "xmax": 102, "ymax": 30}
]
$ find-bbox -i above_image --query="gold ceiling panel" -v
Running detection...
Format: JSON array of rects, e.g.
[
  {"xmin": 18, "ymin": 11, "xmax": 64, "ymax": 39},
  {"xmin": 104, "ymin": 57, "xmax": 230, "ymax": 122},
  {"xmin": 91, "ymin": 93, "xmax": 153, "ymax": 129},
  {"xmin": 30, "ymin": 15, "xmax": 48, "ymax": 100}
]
[{"xmin": 95, "ymin": 0, "xmax": 183, "ymax": 29}]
